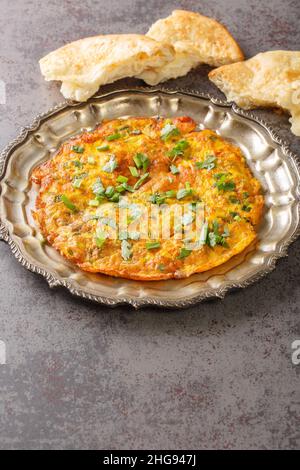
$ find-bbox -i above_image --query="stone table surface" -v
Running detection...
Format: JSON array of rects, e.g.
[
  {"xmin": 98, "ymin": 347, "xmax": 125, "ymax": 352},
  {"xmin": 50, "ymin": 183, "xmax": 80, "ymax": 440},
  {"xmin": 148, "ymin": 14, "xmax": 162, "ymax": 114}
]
[{"xmin": 0, "ymin": 0, "xmax": 299, "ymax": 450}]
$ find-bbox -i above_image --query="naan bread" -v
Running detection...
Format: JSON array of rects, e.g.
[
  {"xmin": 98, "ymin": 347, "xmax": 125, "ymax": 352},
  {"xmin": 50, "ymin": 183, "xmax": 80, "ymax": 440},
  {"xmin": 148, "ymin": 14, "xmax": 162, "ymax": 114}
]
[
  {"xmin": 138, "ymin": 10, "xmax": 244, "ymax": 85},
  {"xmin": 209, "ymin": 51, "xmax": 300, "ymax": 136},
  {"xmin": 39, "ymin": 34, "xmax": 175, "ymax": 101}
]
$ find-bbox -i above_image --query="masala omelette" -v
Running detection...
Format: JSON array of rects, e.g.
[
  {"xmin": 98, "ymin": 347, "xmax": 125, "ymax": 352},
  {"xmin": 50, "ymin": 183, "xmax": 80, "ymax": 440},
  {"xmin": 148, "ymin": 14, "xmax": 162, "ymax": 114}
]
[{"xmin": 31, "ymin": 116, "xmax": 264, "ymax": 280}]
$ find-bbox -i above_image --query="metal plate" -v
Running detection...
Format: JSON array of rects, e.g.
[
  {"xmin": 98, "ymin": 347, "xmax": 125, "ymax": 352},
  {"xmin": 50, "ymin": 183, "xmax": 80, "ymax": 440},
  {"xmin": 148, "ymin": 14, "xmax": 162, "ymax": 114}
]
[{"xmin": 0, "ymin": 87, "xmax": 299, "ymax": 308}]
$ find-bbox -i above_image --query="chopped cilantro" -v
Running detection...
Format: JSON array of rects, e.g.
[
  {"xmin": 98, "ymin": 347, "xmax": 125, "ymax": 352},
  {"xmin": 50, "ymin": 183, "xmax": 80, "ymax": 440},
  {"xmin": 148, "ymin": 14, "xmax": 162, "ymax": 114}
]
[
  {"xmin": 168, "ymin": 140, "xmax": 189, "ymax": 159},
  {"xmin": 160, "ymin": 123, "xmax": 180, "ymax": 141},
  {"xmin": 73, "ymin": 160, "xmax": 83, "ymax": 169},
  {"xmin": 133, "ymin": 172, "xmax": 149, "ymax": 190},
  {"xmin": 102, "ymin": 155, "xmax": 118, "ymax": 173},
  {"xmin": 72, "ymin": 173, "xmax": 87, "ymax": 188},
  {"xmin": 116, "ymin": 175, "xmax": 128, "ymax": 183},
  {"xmin": 146, "ymin": 242, "xmax": 161, "ymax": 250},
  {"xmin": 106, "ymin": 133, "xmax": 121, "ymax": 141},
  {"xmin": 105, "ymin": 186, "xmax": 115, "ymax": 198},
  {"xmin": 214, "ymin": 173, "xmax": 236, "ymax": 192},
  {"xmin": 165, "ymin": 190, "xmax": 176, "ymax": 198},
  {"xmin": 89, "ymin": 199, "xmax": 100, "ymax": 207},
  {"xmin": 178, "ymin": 247, "xmax": 192, "ymax": 259},
  {"xmin": 195, "ymin": 154, "xmax": 216, "ymax": 171},
  {"xmin": 97, "ymin": 144, "xmax": 110, "ymax": 151},
  {"xmin": 170, "ymin": 164, "xmax": 180, "ymax": 174},
  {"xmin": 95, "ymin": 230, "xmax": 106, "ymax": 249},
  {"xmin": 72, "ymin": 145, "xmax": 84, "ymax": 153},
  {"xmin": 133, "ymin": 153, "xmax": 150, "ymax": 171},
  {"xmin": 92, "ymin": 178, "xmax": 105, "ymax": 195},
  {"xmin": 61, "ymin": 195, "xmax": 77, "ymax": 212},
  {"xmin": 129, "ymin": 166, "xmax": 139, "ymax": 177},
  {"xmin": 177, "ymin": 183, "xmax": 193, "ymax": 200},
  {"xmin": 149, "ymin": 193, "xmax": 167, "ymax": 205}
]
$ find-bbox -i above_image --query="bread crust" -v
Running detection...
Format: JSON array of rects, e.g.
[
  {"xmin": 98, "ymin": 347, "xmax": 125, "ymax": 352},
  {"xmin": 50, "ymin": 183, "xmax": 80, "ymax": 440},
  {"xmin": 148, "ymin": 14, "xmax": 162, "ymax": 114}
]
[
  {"xmin": 209, "ymin": 51, "xmax": 300, "ymax": 136},
  {"xmin": 139, "ymin": 9, "xmax": 244, "ymax": 85},
  {"xmin": 39, "ymin": 34, "xmax": 175, "ymax": 101}
]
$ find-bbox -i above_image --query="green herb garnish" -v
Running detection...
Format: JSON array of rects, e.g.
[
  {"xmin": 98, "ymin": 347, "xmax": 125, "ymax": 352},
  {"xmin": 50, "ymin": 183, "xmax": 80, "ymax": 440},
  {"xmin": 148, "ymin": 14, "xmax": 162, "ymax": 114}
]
[
  {"xmin": 116, "ymin": 175, "xmax": 128, "ymax": 183},
  {"xmin": 61, "ymin": 195, "xmax": 77, "ymax": 212},
  {"xmin": 72, "ymin": 173, "xmax": 87, "ymax": 188},
  {"xmin": 97, "ymin": 144, "xmax": 110, "ymax": 151},
  {"xmin": 195, "ymin": 155, "xmax": 216, "ymax": 171},
  {"xmin": 149, "ymin": 193, "xmax": 167, "ymax": 205},
  {"xmin": 214, "ymin": 173, "xmax": 236, "ymax": 192},
  {"xmin": 160, "ymin": 123, "xmax": 180, "ymax": 141},
  {"xmin": 95, "ymin": 230, "xmax": 106, "ymax": 249},
  {"xmin": 92, "ymin": 177, "xmax": 105, "ymax": 195},
  {"xmin": 133, "ymin": 153, "xmax": 150, "ymax": 171},
  {"xmin": 102, "ymin": 155, "xmax": 118, "ymax": 173},
  {"xmin": 230, "ymin": 211, "xmax": 240, "ymax": 219},
  {"xmin": 207, "ymin": 221, "xmax": 229, "ymax": 248},
  {"xmin": 146, "ymin": 242, "xmax": 161, "ymax": 250},
  {"xmin": 177, "ymin": 183, "xmax": 193, "ymax": 200},
  {"xmin": 106, "ymin": 133, "xmax": 121, "ymax": 141},
  {"xmin": 121, "ymin": 182, "xmax": 134, "ymax": 193},
  {"xmin": 105, "ymin": 186, "xmax": 115, "ymax": 198},
  {"xmin": 129, "ymin": 166, "xmax": 139, "ymax": 177},
  {"xmin": 178, "ymin": 247, "xmax": 192, "ymax": 259},
  {"xmin": 168, "ymin": 140, "xmax": 189, "ymax": 159},
  {"xmin": 165, "ymin": 190, "xmax": 176, "ymax": 198},
  {"xmin": 95, "ymin": 237, "xmax": 106, "ymax": 248},
  {"xmin": 110, "ymin": 193, "xmax": 120, "ymax": 202},
  {"xmin": 73, "ymin": 160, "xmax": 83, "ymax": 168},
  {"xmin": 133, "ymin": 172, "xmax": 149, "ymax": 190},
  {"xmin": 116, "ymin": 185, "xmax": 126, "ymax": 193},
  {"xmin": 170, "ymin": 164, "xmax": 180, "ymax": 174},
  {"xmin": 89, "ymin": 199, "xmax": 100, "ymax": 207},
  {"xmin": 72, "ymin": 145, "xmax": 84, "ymax": 153}
]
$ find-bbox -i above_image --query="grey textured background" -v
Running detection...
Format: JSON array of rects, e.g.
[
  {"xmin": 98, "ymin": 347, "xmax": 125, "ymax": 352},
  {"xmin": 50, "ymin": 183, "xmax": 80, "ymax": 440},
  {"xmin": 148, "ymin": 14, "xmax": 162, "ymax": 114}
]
[{"xmin": 0, "ymin": 0, "xmax": 299, "ymax": 450}]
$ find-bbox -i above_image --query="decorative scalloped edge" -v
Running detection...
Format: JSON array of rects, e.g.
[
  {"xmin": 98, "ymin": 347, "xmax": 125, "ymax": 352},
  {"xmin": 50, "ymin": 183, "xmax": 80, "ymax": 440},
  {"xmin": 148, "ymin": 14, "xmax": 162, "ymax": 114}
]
[{"xmin": 0, "ymin": 86, "xmax": 300, "ymax": 309}]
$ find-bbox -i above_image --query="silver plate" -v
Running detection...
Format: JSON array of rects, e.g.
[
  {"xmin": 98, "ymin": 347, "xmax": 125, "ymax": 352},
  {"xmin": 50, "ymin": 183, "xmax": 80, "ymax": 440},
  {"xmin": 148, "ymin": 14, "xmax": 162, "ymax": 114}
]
[{"xmin": 0, "ymin": 87, "xmax": 299, "ymax": 308}]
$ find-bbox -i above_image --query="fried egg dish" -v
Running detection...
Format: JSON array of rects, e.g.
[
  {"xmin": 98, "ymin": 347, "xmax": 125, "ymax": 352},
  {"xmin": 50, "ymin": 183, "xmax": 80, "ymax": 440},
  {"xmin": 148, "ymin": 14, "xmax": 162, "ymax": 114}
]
[{"xmin": 31, "ymin": 116, "xmax": 264, "ymax": 280}]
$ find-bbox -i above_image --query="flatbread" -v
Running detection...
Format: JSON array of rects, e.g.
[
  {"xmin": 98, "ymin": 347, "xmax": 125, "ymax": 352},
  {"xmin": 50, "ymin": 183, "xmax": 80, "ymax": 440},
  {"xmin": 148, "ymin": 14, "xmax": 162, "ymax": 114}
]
[
  {"xmin": 138, "ymin": 10, "xmax": 244, "ymax": 84},
  {"xmin": 209, "ymin": 50, "xmax": 300, "ymax": 136},
  {"xmin": 39, "ymin": 34, "xmax": 175, "ymax": 101}
]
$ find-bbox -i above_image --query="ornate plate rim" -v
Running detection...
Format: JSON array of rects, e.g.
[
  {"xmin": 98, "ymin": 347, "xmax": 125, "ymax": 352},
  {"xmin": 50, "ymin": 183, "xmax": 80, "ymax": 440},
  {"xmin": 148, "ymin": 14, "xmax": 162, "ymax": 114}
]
[{"xmin": 0, "ymin": 86, "xmax": 300, "ymax": 309}]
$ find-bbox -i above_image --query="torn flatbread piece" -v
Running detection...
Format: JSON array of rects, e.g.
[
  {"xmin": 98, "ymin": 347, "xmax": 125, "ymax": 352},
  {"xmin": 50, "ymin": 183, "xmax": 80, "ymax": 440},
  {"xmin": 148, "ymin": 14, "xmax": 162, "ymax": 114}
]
[
  {"xmin": 138, "ymin": 10, "xmax": 244, "ymax": 84},
  {"xmin": 39, "ymin": 34, "xmax": 175, "ymax": 101},
  {"xmin": 209, "ymin": 50, "xmax": 300, "ymax": 137}
]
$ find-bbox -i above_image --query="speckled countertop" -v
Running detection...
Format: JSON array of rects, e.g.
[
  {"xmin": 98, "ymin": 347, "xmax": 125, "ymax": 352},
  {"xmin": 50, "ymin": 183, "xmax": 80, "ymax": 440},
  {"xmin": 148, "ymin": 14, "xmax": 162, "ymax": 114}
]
[{"xmin": 0, "ymin": 0, "xmax": 299, "ymax": 450}]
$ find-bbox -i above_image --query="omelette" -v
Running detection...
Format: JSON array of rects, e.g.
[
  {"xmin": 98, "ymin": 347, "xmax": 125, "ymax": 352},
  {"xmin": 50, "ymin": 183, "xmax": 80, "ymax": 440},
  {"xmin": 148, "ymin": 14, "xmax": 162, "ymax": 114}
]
[{"xmin": 31, "ymin": 116, "xmax": 264, "ymax": 280}]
